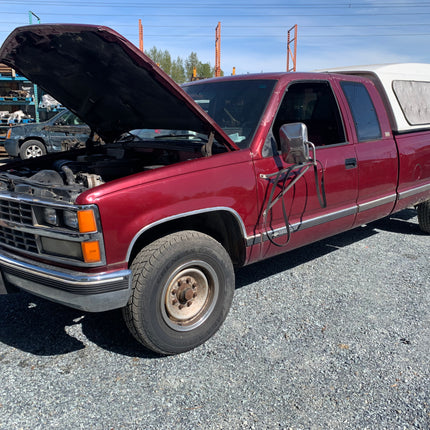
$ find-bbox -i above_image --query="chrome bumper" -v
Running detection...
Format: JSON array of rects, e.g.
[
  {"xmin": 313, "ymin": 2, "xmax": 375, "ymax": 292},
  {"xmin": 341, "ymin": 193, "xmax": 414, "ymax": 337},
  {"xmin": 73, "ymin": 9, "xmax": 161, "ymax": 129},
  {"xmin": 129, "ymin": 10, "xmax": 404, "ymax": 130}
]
[{"xmin": 0, "ymin": 251, "xmax": 131, "ymax": 312}]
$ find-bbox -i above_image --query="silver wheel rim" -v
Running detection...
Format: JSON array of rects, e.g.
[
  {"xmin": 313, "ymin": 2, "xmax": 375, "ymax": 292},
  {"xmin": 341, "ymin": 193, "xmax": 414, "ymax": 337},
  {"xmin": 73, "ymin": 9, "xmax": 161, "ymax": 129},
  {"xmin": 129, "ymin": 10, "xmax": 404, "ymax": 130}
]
[
  {"xmin": 25, "ymin": 144, "xmax": 43, "ymax": 158},
  {"xmin": 161, "ymin": 260, "xmax": 219, "ymax": 332}
]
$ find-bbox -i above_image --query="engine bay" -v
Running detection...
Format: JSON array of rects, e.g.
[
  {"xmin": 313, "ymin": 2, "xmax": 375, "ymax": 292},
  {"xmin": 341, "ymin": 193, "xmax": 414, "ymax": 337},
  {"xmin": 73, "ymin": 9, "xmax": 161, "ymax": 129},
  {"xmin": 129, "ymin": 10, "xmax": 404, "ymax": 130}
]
[{"xmin": 0, "ymin": 137, "xmax": 209, "ymax": 203}]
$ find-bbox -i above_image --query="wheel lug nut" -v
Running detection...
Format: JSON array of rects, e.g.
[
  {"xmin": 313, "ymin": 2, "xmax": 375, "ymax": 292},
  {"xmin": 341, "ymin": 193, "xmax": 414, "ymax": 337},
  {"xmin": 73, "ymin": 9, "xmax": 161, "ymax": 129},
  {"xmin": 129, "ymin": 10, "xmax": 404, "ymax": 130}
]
[
  {"xmin": 178, "ymin": 304, "xmax": 184, "ymax": 310},
  {"xmin": 192, "ymin": 292, "xmax": 197, "ymax": 298},
  {"xmin": 172, "ymin": 299, "xmax": 178, "ymax": 305},
  {"xmin": 187, "ymin": 301, "xmax": 192, "ymax": 307},
  {"xmin": 186, "ymin": 278, "xmax": 191, "ymax": 284},
  {"xmin": 171, "ymin": 289, "xmax": 177, "ymax": 295}
]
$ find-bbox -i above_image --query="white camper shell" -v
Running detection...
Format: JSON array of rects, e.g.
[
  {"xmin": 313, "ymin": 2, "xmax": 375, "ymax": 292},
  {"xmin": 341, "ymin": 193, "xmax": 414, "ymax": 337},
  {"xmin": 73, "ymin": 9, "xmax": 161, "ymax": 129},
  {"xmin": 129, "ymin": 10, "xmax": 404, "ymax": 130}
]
[{"xmin": 322, "ymin": 63, "xmax": 430, "ymax": 133}]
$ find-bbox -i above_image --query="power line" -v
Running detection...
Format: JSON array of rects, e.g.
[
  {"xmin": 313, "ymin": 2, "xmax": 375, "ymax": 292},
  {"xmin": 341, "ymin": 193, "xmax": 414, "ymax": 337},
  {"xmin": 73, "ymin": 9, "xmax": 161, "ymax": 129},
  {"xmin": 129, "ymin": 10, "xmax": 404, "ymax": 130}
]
[
  {"xmin": 8, "ymin": 0, "xmax": 430, "ymax": 6},
  {"xmin": 2, "ymin": 11, "xmax": 430, "ymax": 17}
]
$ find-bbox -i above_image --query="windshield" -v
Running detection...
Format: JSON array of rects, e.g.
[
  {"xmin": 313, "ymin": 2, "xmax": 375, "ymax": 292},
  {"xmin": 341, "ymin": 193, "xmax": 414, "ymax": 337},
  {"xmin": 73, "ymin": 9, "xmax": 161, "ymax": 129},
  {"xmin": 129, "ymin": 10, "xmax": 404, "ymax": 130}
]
[{"xmin": 182, "ymin": 79, "xmax": 275, "ymax": 148}]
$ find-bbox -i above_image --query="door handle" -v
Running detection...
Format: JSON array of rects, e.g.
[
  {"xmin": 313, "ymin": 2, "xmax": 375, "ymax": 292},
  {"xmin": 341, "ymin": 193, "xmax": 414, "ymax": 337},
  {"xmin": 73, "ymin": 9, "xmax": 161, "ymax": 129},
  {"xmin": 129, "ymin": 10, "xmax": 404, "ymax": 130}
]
[{"xmin": 345, "ymin": 158, "xmax": 357, "ymax": 169}]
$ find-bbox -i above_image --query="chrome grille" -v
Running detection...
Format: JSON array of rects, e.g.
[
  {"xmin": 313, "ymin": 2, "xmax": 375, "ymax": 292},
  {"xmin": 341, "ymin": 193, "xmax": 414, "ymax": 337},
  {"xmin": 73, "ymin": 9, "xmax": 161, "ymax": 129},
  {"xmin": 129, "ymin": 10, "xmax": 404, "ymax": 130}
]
[
  {"xmin": 0, "ymin": 226, "xmax": 38, "ymax": 253},
  {"xmin": 0, "ymin": 199, "xmax": 33, "ymax": 225}
]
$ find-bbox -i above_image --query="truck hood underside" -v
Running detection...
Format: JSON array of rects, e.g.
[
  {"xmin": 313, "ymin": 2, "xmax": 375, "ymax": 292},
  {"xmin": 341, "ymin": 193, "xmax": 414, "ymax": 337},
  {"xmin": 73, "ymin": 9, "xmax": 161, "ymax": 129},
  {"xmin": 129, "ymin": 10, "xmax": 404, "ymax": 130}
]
[{"xmin": 0, "ymin": 24, "xmax": 237, "ymax": 149}]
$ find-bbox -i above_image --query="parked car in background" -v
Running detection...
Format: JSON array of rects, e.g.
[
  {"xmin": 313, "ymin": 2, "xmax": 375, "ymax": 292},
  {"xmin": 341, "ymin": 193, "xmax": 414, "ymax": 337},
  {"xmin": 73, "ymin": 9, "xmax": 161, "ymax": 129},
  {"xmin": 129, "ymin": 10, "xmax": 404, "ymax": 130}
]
[{"xmin": 3, "ymin": 109, "xmax": 90, "ymax": 159}]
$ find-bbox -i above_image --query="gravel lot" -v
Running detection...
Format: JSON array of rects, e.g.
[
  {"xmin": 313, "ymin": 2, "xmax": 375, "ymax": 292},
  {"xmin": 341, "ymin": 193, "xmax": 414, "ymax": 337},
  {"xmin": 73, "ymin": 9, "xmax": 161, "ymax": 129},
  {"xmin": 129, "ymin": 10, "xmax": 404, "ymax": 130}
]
[{"xmin": 0, "ymin": 208, "xmax": 428, "ymax": 429}]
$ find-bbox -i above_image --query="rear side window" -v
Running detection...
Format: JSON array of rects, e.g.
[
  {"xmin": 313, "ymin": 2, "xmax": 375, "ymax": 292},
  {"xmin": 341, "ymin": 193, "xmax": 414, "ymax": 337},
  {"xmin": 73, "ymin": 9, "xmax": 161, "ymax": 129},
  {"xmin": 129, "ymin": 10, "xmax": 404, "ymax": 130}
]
[
  {"xmin": 392, "ymin": 80, "xmax": 430, "ymax": 126},
  {"xmin": 341, "ymin": 81, "xmax": 381, "ymax": 142}
]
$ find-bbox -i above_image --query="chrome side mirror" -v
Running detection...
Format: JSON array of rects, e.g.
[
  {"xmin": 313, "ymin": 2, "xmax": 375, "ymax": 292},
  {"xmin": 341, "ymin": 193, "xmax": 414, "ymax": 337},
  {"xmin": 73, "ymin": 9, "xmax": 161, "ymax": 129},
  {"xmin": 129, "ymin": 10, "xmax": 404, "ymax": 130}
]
[{"xmin": 279, "ymin": 122, "xmax": 310, "ymax": 164}]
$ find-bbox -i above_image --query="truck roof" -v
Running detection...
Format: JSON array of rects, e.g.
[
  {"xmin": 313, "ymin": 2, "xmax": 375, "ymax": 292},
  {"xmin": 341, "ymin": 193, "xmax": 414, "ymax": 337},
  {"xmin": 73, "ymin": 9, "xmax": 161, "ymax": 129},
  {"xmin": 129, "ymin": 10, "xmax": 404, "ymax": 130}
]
[{"xmin": 320, "ymin": 63, "xmax": 430, "ymax": 133}]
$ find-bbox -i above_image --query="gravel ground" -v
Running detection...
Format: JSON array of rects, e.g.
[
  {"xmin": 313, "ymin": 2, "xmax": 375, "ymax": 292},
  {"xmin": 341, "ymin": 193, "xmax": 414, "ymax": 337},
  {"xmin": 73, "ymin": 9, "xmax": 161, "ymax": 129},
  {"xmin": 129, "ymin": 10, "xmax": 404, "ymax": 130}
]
[{"xmin": 0, "ymin": 208, "xmax": 428, "ymax": 429}]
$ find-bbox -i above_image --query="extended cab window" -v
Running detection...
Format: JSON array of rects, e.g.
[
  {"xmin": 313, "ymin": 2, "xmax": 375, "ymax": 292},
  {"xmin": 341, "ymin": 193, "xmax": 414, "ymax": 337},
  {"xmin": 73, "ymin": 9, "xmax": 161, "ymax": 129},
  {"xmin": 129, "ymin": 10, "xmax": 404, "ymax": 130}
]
[
  {"xmin": 273, "ymin": 81, "xmax": 346, "ymax": 147},
  {"xmin": 341, "ymin": 81, "xmax": 381, "ymax": 142}
]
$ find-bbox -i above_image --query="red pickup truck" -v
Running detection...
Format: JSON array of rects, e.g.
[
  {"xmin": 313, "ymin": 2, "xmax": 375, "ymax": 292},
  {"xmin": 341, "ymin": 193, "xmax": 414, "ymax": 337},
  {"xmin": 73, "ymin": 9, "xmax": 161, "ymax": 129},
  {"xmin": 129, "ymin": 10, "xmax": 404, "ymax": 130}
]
[{"xmin": 0, "ymin": 25, "xmax": 429, "ymax": 355}]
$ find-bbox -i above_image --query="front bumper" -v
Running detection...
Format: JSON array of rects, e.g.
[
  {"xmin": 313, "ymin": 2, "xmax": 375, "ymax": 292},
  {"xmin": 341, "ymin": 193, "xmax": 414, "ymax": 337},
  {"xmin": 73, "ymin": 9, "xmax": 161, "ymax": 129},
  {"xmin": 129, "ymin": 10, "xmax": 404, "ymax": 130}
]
[
  {"xmin": 3, "ymin": 137, "xmax": 20, "ymax": 157},
  {"xmin": 0, "ymin": 251, "xmax": 131, "ymax": 312}
]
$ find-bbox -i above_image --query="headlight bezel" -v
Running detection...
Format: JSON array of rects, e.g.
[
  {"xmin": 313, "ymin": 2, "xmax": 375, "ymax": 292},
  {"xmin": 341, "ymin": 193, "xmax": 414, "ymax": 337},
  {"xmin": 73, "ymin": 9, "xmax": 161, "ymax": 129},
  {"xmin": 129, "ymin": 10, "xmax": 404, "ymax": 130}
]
[{"xmin": 31, "ymin": 203, "xmax": 105, "ymax": 266}]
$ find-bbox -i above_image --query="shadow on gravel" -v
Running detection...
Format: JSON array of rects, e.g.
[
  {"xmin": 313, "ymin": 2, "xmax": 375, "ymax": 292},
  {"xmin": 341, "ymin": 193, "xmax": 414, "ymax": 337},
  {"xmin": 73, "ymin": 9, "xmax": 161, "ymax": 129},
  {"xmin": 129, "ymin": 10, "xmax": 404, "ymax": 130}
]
[
  {"xmin": 0, "ymin": 293, "xmax": 86, "ymax": 355},
  {"xmin": 0, "ymin": 210, "xmax": 420, "ymax": 358},
  {"xmin": 0, "ymin": 293, "xmax": 157, "ymax": 358},
  {"xmin": 371, "ymin": 208, "xmax": 423, "ymax": 235}
]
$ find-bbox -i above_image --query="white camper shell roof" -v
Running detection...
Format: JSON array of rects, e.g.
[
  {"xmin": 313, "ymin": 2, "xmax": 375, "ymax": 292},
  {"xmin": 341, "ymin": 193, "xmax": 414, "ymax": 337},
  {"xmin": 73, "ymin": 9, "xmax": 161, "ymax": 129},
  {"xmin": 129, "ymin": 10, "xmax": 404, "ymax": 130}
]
[{"xmin": 321, "ymin": 63, "xmax": 430, "ymax": 133}]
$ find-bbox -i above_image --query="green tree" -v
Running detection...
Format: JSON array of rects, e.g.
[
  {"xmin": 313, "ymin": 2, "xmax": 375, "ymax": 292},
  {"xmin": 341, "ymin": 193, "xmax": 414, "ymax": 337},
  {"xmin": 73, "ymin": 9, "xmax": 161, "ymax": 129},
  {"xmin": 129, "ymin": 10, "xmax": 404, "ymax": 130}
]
[
  {"xmin": 146, "ymin": 47, "xmax": 172, "ymax": 75},
  {"xmin": 171, "ymin": 56, "xmax": 186, "ymax": 84},
  {"xmin": 197, "ymin": 62, "xmax": 213, "ymax": 79},
  {"xmin": 185, "ymin": 52, "xmax": 200, "ymax": 80},
  {"xmin": 146, "ymin": 47, "xmax": 218, "ymax": 83}
]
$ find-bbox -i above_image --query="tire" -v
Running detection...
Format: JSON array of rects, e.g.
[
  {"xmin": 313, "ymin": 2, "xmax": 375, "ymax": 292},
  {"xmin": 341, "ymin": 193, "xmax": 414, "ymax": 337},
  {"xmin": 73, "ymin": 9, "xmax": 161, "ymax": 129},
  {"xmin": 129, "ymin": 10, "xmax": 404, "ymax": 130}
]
[
  {"xmin": 417, "ymin": 200, "xmax": 430, "ymax": 233},
  {"xmin": 123, "ymin": 230, "xmax": 235, "ymax": 355},
  {"xmin": 20, "ymin": 139, "xmax": 47, "ymax": 159}
]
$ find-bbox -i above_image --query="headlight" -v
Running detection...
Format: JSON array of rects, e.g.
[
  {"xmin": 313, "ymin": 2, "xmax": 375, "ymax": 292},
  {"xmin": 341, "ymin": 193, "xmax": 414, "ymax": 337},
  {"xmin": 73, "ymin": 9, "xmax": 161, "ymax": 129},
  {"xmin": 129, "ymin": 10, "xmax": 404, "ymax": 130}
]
[
  {"xmin": 43, "ymin": 207, "xmax": 59, "ymax": 226},
  {"xmin": 36, "ymin": 207, "xmax": 98, "ymax": 232},
  {"xmin": 63, "ymin": 210, "xmax": 78, "ymax": 229}
]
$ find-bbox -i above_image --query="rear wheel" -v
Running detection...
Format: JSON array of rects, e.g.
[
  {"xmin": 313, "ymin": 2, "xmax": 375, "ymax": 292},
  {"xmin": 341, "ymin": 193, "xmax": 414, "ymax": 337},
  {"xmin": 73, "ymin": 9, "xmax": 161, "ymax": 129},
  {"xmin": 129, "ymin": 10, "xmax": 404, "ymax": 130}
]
[
  {"xmin": 417, "ymin": 200, "xmax": 430, "ymax": 233},
  {"xmin": 20, "ymin": 139, "xmax": 46, "ymax": 159},
  {"xmin": 123, "ymin": 231, "xmax": 235, "ymax": 355}
]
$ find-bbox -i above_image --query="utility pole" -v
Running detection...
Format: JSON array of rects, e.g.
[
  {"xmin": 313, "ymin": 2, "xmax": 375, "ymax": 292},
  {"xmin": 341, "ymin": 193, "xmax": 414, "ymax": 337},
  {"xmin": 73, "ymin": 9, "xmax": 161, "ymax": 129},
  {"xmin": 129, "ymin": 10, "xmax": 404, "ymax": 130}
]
[
  {"xmin": 215, "ymin": 22, "xmax": 221, "ymax": 77},
  {"xmin": 29, "ymin": 11, "xmax": 41, "ymax": 122},
  {"xmin": 287, "ymin": 24, "xmax": 298, "ymax": 72}
]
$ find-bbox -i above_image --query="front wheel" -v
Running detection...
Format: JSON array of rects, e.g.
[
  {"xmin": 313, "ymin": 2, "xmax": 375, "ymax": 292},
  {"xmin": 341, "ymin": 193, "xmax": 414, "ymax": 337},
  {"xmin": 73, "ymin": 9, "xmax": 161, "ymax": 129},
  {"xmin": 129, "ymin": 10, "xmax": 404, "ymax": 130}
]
[
  {"xmin": 417, "ymin": 200, "xmax": 430, "ymax": 233},
  {"xmin": 123, "ymin": 231, "xmax": 235, "ymax": 355},
  {"xmin": 20, "ymin": 139, "xmax": 46, "ymax": 159}
]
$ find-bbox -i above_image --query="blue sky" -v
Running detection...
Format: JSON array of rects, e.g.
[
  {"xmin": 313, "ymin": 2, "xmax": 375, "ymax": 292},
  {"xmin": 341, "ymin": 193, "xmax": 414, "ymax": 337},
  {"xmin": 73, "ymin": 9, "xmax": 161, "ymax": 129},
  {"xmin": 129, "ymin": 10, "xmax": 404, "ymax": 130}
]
[{"xmin": 1, "ymin": 0, "xmax": 429, "ymax": 75}]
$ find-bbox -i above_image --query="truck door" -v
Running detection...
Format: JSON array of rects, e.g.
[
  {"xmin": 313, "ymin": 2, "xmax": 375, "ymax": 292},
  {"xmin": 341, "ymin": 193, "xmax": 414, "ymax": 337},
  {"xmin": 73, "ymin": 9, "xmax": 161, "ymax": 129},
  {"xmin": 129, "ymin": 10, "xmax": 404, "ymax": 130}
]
[
  {"xmin": 253, "ymin": 80, "xmax": 359, "ymax": 260},
  {"xmin": 336, "ymin": 78, "xmax": 398, "ymax": 226}
]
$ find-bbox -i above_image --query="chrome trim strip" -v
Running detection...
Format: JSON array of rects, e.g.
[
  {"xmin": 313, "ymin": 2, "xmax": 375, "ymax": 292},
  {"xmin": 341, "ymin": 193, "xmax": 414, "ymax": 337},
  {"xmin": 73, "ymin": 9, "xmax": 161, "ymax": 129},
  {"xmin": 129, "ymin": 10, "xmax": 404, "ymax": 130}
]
[
  {"xmin": 246, "ymin": 205, "xmax": 357, "ymax": 246},
  {"xmin": 398, "ymin": 183, "xmax": 430, "ymax": 200},
  {"xmin": 0, "ymin": 191, "xmax": 91, "ymax": 210},
  {"xmin": 0, "ymin": 252, "xmax": 130, "ymax": 286},
  {"xmin": 291, "ymin": 206, "xmax": 357, "ymax": 231},
  {"xmin": 126, "ymin": 207, "xmax": 248, "ymax": 261},
  {"xmin": 358, "ymin": 194, "xmax": 397, "ymax": 212}
]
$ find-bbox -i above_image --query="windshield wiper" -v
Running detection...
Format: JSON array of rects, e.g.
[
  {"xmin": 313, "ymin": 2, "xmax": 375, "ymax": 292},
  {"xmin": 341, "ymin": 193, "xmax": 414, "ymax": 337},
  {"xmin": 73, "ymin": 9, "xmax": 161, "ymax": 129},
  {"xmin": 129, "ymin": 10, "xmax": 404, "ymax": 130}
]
[{"xmin": 154, "ymin": 133, "xmax": 209, "ymax": 142}]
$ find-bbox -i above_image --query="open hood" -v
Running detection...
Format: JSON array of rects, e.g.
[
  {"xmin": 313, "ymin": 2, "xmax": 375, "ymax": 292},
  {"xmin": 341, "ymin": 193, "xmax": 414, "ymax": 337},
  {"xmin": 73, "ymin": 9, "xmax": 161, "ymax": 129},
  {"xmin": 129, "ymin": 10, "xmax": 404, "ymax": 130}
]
[{"xmin": 0, "ymin": 24, "xmax": 238, "ymax": 149}]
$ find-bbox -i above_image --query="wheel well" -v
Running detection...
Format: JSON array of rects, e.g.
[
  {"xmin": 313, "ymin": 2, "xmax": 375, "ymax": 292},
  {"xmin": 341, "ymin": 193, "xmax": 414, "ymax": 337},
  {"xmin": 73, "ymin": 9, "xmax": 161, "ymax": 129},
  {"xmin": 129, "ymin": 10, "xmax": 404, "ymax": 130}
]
[
  {"xmin": 129, "ymin": 211, "xmax": 246, "ymax": 267},
  {"xmin": 20, "ymin": 137, "xmax": 45, "ymax": 147}
]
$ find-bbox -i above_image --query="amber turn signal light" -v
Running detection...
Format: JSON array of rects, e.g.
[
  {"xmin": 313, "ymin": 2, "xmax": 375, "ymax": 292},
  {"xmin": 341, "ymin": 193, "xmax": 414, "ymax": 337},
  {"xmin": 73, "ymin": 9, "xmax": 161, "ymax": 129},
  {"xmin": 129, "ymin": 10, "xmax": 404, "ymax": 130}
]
[
  {"xmin": 77, "ymin": 209, "xmax": 97, "ymax": 233},
  {"xmin": 81, "ymin": 241, "xmax": 101, "ymax": 263}
]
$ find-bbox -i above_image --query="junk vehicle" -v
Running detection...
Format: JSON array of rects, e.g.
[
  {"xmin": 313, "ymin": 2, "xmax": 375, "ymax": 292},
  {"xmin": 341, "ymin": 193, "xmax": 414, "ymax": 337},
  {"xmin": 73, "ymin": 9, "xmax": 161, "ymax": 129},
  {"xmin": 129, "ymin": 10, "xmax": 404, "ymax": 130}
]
[
  {"xmin": 4, "ymin": 109, "xmax": 91, "ymax": 159},
  {"xmin": 0, "ymin": 24, "xmax": 428, "ymax": 355}
]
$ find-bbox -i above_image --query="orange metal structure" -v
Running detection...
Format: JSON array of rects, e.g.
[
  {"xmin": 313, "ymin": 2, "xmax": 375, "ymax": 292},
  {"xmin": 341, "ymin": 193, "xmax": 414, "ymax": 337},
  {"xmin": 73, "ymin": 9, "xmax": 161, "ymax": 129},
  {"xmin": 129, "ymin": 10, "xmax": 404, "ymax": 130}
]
[
  {"xmin": 139, "ymin": 19, "xmax": 143, "ymax": 52},
  {"xmin": 287, "ymin": 24, "xmax": 298, "ymax": 72},
  {"xmin": 215, "ymin": 22, "xmax": 221, "ymax": 77}
]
